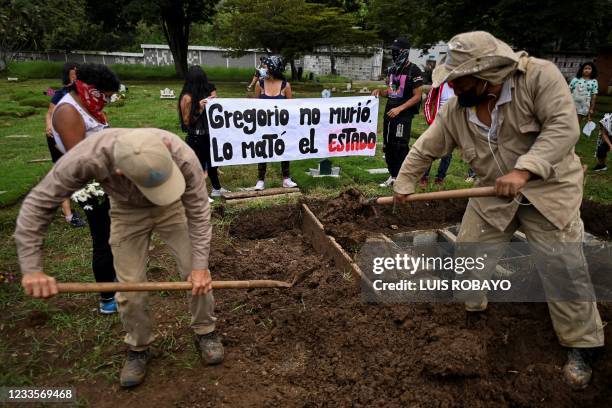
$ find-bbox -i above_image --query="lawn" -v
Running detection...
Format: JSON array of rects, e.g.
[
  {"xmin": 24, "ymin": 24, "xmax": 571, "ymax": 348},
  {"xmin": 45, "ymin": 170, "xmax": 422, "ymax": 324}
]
[{"xmin": 1, "ymin": 78, "xmax": 611, "ymax": 207}]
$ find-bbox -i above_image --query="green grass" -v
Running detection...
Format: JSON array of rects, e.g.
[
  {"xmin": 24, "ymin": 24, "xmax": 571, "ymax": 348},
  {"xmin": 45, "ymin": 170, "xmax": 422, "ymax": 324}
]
[
  {"xmin": 1, "ymin": 79, "xmax": 611, "ymax": 206},
  {"xmin": 7, "ymin": 61, "xmax": 255, "ymax": 82}
]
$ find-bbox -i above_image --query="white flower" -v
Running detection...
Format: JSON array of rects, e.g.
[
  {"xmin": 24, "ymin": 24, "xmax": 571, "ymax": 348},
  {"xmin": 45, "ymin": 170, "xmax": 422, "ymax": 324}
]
[
  {"xmin": 71, "ymin": 181, "xmax": 105, "ymax": 204},
  {"xmin": 83, "ymin": 205, "xmax": 93, "ymax": 211}
]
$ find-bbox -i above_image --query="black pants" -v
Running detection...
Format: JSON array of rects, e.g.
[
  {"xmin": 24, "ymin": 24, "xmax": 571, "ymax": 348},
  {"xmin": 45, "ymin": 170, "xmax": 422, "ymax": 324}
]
[
  {"xmin": 383, "ymin": 107, "xmax": 413, "ymax": 178},
  {"xmin": 46, "ymin": 135, "xmax": 63, "ymax": 163},
  {"xmin": 185, "ymin": 133, "xmax": 221, "ymax": 190},
  {"xmin": 77, "ymin": 195, "xmax": 116, "ymax": 299},
  {"xmin": 258, "ymin": 162, "xmax": 290, "ymax": 181},
  {"xmin": 596, "ymin": 137, "xmax": 610, "ymax": 160}
]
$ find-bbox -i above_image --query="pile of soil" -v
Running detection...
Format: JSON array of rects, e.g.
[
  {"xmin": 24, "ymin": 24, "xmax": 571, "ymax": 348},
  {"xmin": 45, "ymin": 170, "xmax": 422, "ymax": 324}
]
[
  {"xmin": 309, "ymin": 188, "xmax": 467, "ymax": 251},
  {"xmin": 71, "ymin": 204, "xmax": 612, "ymax": 406},
  {"xmin": 310, "ymin": 189, "xmax": 612, "ymax": 247},
  {"xmin": 581, "ymin": 200, "xmax": 612, "ymax": 239}
]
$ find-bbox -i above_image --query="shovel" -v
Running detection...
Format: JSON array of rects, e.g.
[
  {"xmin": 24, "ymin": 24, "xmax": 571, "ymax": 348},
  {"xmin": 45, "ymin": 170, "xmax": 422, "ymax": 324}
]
[
  {"xmin": 57, "ymin": 280, "xmax": 292, "ymax": 293},
  {"xmin": 363, "ymin": 186, "xmax": 497, "ymax": 206}
]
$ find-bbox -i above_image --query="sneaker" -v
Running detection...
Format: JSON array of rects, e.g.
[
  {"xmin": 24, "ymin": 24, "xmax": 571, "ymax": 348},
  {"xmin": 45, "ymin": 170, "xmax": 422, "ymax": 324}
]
[
  {"xmin": 254, "ymin": 180, "xmax": 265, "ymax": 191},
  {"xmin": 67, "ymin": 212, "xmax": 87, "ymax": 228},
  {"xmin": 194, "ymin": 332, "xmax": 224, "ymax": 365},
  {"xmin": 211, "ymin": 187, "xmax": 231, "ymax": 197},
  {"xmin": 465, "ymin": 176, "xmax": 475, "ymax": 183},
  {"xmin": 419, "ymin": 177, "xmax": 428, "ymax": 188},
  {"xmin": 563, "ymin": 348, "xmax": 595, "ymax": 390},
  {"xmin": 120, "ymin": 349, "xmax": 152, "ymax": 388},
  {"xmin": 379, "ymin": 176, "xmax": 395, "ymax": 188},
  {"xmin": 99, "ymin": 297, "xmax": 117, "ymax": 314},
  {"xmin": 593, "ymin": 164, "xmax": 607, "ymax": 172},
  {"xmin": 282, "ymin": 178, "xmax": 298, "ymax": 188},
  {"xmin": 434, "ymin": 177, "xmax": 444, "ymax": 186}
]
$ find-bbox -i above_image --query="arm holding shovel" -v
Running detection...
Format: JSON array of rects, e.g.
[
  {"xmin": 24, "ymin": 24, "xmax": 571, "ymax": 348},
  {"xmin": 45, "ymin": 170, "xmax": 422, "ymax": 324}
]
[{"xmin": 394, "ymin": 113, "xmax": 457, "ymax": 202}]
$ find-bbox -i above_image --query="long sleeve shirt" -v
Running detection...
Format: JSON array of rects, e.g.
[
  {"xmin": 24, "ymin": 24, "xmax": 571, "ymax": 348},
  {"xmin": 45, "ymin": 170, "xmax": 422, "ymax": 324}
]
[
  {"xmin": 15, "ymin": 128, "xmax": 212, "ymax": 274},
  {"xmin": 394, "ymin": 57, "xmax": 583, "ymax": 232}
]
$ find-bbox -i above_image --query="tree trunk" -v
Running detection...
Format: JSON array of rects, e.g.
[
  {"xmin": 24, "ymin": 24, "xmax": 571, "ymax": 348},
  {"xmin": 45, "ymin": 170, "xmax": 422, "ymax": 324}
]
[
  {"xmin": 160, "ymin": 11, "xmax": 190, "ymax": 79},
  {"xmin": 290, "ymin": 59, "xmax": 297, "ymax": 81},
  {"xmin": 329, "ymin": 46, "xmax": 337, "ymax": 76}
]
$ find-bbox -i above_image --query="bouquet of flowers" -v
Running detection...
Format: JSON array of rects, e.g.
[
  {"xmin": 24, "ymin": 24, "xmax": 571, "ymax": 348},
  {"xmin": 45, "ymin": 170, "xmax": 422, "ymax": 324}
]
[{"xmin": 71, "ymin": 181, "xmax": 105, "ymax": 210}]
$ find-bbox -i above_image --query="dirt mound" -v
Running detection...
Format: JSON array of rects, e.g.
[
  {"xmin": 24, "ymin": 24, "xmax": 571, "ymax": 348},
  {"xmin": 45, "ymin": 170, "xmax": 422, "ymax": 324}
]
[
  {"xmin": 421, "ymin": 328, "xmax": 488, "ymax": 377},
  {"xmin": 228, "ymin": 204, "xmax": 301, "ymax": 240},
  {"xmin": 582, "ymin": 199, "xmax": 612, "ymax": 239},
  {"xmin": 310, "ymin": 188, "xmax": 467, "ymax": 250}
]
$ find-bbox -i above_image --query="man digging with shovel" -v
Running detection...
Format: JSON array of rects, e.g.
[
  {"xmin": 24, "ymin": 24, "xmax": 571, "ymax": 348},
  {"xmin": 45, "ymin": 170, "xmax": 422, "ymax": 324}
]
[
  {"xmin": 393, "ymin": 31, "xmax": 604, "ymax": 389},
  {"xmin": 15, "ymin": 128, "xmax": 224, "ymax": 388}
]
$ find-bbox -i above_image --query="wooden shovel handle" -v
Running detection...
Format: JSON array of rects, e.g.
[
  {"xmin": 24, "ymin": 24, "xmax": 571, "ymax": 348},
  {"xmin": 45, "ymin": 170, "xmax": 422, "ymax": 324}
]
[
  {"xmin": 374, "ymin": 186, "xmax": 496, "ymax": 206},
  {"xmin": 57, "ymin": 280, "xmax": 291, "ymax": 293}
]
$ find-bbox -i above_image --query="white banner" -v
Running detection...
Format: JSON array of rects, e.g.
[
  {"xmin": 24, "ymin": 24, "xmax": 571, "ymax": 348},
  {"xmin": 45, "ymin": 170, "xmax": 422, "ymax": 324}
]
[{"xmin": 206, "ymin": 96, "xmax": 379, "ymax": 166}]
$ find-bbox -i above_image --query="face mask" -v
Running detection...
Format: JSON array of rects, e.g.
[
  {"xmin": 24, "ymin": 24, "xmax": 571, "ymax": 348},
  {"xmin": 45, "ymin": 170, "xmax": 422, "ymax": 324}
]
[
  {"xmin": 457, "ymin": 81, "xmax": 489, "ymax": 107},
  {"xmin": 391, "ymin": 49, "xmax": 400, "ymax": 63},
  {"xmin": 258, "ymin": 68, "xmax": 268, "ymax": 78}
]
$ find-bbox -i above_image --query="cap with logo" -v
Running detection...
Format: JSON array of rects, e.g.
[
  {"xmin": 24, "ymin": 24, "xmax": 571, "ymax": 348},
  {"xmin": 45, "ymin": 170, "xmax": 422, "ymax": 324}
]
[{"xmin": 113, "ymin": 129, "xmax": 186, "ymax": 206}]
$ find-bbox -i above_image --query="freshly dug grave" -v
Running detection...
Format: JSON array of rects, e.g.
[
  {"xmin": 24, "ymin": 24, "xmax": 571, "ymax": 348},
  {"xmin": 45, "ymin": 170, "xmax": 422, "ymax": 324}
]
[
  {"xmin": 308, "ymin": 188, "xmax": 612, "ymax": 249},
  {"xmin": 5, "ymin": 202, "xmax": 611, "ymax": 407},
  {"xmin": 60, "ymin": 205, "xmax": 612, "ymax": 405}
]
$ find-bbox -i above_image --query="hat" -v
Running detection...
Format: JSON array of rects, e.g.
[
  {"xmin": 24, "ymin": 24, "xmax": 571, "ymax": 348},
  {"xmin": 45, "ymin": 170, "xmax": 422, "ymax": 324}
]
[
  {"xmin": 390, "ymin": 37, "xmax": 411, "ymax": 50},
  {"xmin": 432, "ymin": 31, "xmax": 521, "ymax": 87},
  {"xmin": 113, "ymin": 129, "xmax": 185, "ymax": 206}
]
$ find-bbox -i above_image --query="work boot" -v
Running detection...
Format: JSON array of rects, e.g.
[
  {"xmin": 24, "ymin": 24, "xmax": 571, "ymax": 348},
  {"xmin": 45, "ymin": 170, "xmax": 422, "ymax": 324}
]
[
  {"xmin": 563, "ymin": 348, "xmax": 595, "ymax": 390},
  {"xmin": 194, "ymin": 332, "xmax": 224, "ymax": 365},
  {"xmin": 120, "ymin": 349, "xmax": 152, "ymax": 388}
]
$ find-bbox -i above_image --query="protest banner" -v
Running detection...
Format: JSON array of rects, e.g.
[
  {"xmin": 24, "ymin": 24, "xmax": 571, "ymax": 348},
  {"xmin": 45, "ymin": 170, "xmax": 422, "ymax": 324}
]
[{"xmin": 206, "ymin": 96, "xmax": 379, "ymax": 166}]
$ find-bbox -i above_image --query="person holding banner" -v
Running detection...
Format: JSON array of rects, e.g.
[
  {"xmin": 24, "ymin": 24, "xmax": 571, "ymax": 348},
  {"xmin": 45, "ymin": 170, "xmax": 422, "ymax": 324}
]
[
  {"xmin": 179, "ymin": 66, "xmax": 230, "ymax": 199},
  {"xmin": 372, "ymin": 37, "xmax": 424, "ymax": 188},
  {"xmin": 253, "ymin": 56, "xmax": 298, "ymax": 190}
]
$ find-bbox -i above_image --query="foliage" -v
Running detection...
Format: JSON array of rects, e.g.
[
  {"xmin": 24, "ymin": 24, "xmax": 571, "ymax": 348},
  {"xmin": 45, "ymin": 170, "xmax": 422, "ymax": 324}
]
[
  {"xmin": 366, "ymin": 0, "xmax": 612, "ymax": 53},
  {"xmin": 214, "ymin": 0, "xmax": 376, "ymax": 78},
  {"xmin": 0, "ymin": 0, "xmax": 42, "ymax": 71}
]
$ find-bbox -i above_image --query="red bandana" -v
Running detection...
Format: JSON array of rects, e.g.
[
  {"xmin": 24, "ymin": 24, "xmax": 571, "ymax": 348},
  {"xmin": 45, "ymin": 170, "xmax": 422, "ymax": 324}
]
[{"xmin": 75, "ymin": 80, "xmax": 107, "ymax": 124}]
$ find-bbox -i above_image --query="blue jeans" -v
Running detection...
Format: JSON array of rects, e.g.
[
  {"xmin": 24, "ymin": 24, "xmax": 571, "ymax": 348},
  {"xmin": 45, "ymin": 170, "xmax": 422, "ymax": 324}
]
[{"xmin": 424, "ymin": 154, "xmax": 452, "ymax": 179}]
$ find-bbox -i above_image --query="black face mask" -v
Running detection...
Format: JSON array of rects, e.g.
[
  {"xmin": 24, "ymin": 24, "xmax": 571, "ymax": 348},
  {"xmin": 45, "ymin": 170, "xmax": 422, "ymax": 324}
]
[
  {"xmin": 457, "ymin": 81, "xmax": 489, "ymax": 107},
  {"xmin": 391, "ymin": 49, "xmax": 400, "ymax": 63}
]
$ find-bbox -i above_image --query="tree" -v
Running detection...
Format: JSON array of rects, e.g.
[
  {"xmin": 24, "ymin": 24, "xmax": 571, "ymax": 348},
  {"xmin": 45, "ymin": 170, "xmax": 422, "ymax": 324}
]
[
  {"xmin": 0, "ymin": 0, "xmax": 43, "ymax": 71},
  {"xmin": 83, "ymin": 0, "xmax": 219, "ymax": 77},
  {"xmin": 130, "ymin": 0, "xmax": 219, "ymax": 78},
  {"xmin": 366, "ymin": 0, "xmax": 612, "ymax": 54},
  {"xmin": 214, "ymin": 0, "xmax": 376, "ymax": 79}
]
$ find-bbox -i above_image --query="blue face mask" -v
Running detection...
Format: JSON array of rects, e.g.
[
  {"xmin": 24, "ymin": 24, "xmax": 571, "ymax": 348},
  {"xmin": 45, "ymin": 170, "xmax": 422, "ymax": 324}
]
[{"xmin": 258, "ymin": 68, "xmax": 268, "ymax": 78}]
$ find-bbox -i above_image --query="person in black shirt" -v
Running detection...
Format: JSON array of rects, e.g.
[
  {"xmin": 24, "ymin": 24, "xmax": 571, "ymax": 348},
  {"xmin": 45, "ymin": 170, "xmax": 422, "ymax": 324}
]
[
  {"xmin": 372, "ymin": 37, "xmax": 424, "ymax": 187},
  {"xmin": 179, "ymin": 66, "xmax": 230, "ymax": 199}
]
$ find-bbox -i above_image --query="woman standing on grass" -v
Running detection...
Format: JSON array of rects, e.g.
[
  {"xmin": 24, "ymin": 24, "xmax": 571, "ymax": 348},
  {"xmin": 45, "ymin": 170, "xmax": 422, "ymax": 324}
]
[
  {"xmin": 44, "ymin": 62, "xmax": 86, "ymax": 228},
  {"xmin": 51, "ymin": 63, "xmax": 119, "ymax": 314},
  {"xmin": 569, "ymin": 62, "xmax": 599, "ymax": 127},
  {"xmin": 179, "ymin": 65, "xmax": 229, "ymax": 200},
  {"xmin": 252, "ymin": 56, "xmax": 297, "ymax": 190}
]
